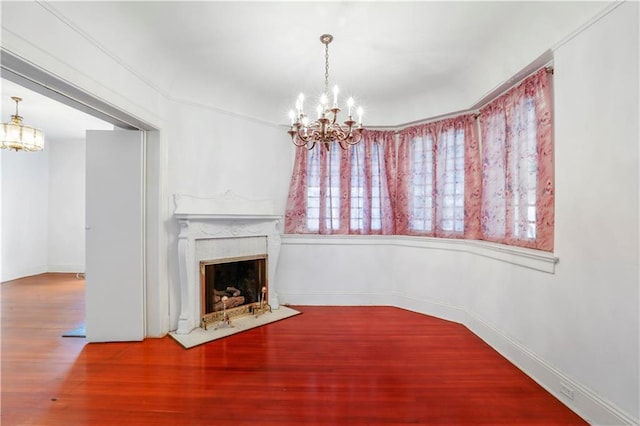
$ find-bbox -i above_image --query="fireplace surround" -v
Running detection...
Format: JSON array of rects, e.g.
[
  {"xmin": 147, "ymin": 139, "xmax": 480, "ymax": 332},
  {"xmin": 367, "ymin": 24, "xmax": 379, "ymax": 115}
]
[{"xmin": 174, "ymin": 192, "xmax": 281, "ymax": 335}]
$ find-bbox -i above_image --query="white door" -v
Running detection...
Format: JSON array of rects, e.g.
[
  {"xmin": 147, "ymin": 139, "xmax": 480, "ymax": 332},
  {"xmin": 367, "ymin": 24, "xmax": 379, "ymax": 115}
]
[{"xmin": 85, "ymin": 130, "xmax": 145, "ymax": 342}]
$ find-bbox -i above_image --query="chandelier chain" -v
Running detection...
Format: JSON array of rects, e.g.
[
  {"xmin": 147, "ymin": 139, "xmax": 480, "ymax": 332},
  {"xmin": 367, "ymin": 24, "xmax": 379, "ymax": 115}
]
[{"xmin": 324, "ymin": 42, "xmax": 330, "ymax": 93}]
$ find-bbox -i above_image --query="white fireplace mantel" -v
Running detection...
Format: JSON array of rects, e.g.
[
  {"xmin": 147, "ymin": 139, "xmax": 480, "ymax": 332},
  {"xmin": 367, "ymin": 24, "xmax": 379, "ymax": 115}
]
[{"xmin": 173, "ymin": 193, "xmax": 282, "ymax": 335}]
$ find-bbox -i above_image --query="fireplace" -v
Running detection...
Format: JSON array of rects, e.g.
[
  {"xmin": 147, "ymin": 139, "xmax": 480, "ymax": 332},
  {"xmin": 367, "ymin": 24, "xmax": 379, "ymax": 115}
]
[
  {"xmin": 200, "ymin": 255, "xmax": 268, "ymax": 326},
  {"xmin": 174, "ymin": 192, "xmax": 281, "ymax": 335}
]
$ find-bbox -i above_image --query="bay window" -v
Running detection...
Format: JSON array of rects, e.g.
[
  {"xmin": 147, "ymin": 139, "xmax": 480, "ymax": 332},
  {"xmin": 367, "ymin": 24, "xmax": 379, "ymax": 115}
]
[{"xmin": 285, "ymin": 67, "xmax": 553, "ymax": 252}]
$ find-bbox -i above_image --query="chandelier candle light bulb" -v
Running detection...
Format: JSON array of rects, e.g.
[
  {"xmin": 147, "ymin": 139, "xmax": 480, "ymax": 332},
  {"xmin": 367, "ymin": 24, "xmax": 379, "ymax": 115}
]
[
  {"xmin": 288, "ymin": 34, "xmax": 364, "ymax": 151},
  {"xmin": 347, "ymin": 97, "xmax": 354, "ymax": 117}
]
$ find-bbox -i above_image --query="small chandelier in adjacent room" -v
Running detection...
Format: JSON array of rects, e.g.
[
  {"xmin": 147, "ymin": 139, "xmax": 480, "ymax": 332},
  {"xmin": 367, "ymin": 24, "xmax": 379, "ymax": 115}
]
[
  {"xmin": 1, "ymin": 96, "xmax": 45, "ymax": 152},
  {"xmin": 288, "ymin": 34, "xmax": 364, "ymax": 151}
]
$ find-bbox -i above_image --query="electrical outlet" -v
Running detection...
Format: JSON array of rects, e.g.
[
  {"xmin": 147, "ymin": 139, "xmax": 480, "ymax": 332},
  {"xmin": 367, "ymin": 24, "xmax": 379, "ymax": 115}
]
[{"xmin": 560, "ymin": 383, "xmax": 575, "ymax": 400}]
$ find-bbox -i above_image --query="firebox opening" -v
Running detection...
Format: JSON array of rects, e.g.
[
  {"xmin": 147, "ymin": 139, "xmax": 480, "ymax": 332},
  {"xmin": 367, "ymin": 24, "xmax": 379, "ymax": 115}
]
[{"xmin": 201, "ymin": 256, "xmax": 267, "ymax": 320}]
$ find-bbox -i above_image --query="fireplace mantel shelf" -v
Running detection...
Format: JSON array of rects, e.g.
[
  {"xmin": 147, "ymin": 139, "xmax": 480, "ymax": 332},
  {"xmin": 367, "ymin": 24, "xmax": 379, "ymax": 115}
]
[{"xmin": 175, "ymin": 213, "xmax": 281, "ymax": 221}]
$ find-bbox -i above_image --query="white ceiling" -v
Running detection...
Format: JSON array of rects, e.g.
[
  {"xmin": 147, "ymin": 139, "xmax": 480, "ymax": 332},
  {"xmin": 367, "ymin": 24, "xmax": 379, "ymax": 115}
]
[{"xmin": 1, "ymin": 1, "xmax": 613, "ymax": 138}]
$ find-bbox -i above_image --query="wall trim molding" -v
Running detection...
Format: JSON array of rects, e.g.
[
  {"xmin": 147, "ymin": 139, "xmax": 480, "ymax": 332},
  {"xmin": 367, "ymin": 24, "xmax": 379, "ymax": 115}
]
[{"xmin": 282, "ymin": 234, "xmax": 559, "ymax": 273}]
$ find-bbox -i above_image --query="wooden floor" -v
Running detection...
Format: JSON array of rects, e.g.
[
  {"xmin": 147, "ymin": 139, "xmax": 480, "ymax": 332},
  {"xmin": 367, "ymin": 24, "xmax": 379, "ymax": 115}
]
[{"xmin": 2, "ymin": 273, "xmax": 587, "ymax": 425}]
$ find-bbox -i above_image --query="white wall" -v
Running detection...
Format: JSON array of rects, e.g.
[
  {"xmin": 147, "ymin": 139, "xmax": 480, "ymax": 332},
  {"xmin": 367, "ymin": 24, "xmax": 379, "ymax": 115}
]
[
  {"xmin": 1, "ymin": 138, "xmax": 87, "ymax": 281},
  {"xmin": 47, "ymin": 139, "xmax": 85, "ymax": 273},
  {"xmin": 551, "ymin": 1, "xmax": 638, "ymax": 419},
  {"xmin": 166, "ymin": 101, "xmax": 293, "ymax": 208},
  {"xmin": 1, "ymin": 147, "xmax": 49, "ymax": 281},
  {"xmin": 276, "ymin": 3, "xmax": 639, "ymax": 424},
  {"xmin": 165, "ymin": 99, "xmax": 294, "ymax": 329}
]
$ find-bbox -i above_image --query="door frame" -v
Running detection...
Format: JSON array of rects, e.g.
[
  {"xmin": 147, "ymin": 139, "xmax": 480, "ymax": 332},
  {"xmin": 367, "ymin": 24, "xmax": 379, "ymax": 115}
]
[{"xmin": 1, "ymin": 48, "xmax": 167, "ymax": 338}]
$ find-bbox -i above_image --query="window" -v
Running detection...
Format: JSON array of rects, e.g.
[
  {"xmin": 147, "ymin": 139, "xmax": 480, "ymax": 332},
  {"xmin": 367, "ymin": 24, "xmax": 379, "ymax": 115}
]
[
  {"xmin": 511, "ymin": 96, "xmax": 537, "ymax": 240},
  {"xmin": 350, "ymin": 143, "xmax": 364, "ymax": 230},
  {"xmin": 369, "ymin": 144, "xmax": 382, "ymax": 231},
  {"xmin": 306, "ymin": 143, "xmax": 341, "ymax": 232},
  {"xmin": 306, "ymin": 147, "xmax": 321, "ymax": 231},
  {"xmin": 350, "ymin": 142, "xmax": 383, "ymax": 231},
  {"xmin": 408, "ymin": 132, "xmax": 434, "ymax": 233},
  {"xmin": 437, "ymin": 127, "xmax": 465, "ymax": 233}
]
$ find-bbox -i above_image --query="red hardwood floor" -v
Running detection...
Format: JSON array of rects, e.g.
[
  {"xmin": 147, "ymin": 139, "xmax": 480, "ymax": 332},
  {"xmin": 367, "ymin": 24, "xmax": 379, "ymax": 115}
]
[{"xmin": 1, "ymin": 273, "xmax": 587, "ymax": 425}]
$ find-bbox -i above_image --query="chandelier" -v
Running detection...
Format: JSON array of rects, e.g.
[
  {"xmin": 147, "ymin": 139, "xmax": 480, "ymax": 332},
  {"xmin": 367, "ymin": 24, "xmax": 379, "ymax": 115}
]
[
  {"xmin": 1, "ymin": 96, "xmax": 45, "ymax": 152},
  {"xmin": 288, "ymin": 34, "xmax": 364, "ymax": 151}
]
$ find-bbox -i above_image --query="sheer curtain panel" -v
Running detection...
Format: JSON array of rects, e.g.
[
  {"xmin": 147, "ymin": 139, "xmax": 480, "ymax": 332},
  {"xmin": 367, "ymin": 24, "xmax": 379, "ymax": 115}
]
[
  {"xmin": 479, "ymin": 68, "xmax": 554, "ymax": 251},
  {"xmin": 396, "ymin": 114, "xmax": 481, "ymax": 238},
  {"xmin": 285, "ymin": 130, "xmax": 396, "ymax": 235}
]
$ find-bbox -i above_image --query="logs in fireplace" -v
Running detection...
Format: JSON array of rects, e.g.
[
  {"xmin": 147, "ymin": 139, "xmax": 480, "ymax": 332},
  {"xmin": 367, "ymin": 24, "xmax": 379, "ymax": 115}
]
[{"xmin": 200, "ymin": 255, "xmax": 268, "ymax": 328}]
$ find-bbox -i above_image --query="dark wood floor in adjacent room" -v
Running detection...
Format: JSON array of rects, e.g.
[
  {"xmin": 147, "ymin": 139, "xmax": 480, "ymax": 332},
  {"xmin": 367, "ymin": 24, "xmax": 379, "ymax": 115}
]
[{"xmin": 2, "ymin": 273, "xmax": 586, "ymax": 425}]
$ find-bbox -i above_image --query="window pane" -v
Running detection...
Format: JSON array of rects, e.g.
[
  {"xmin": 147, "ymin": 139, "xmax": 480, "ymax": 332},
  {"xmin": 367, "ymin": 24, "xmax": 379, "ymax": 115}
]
[
  {"xmin": 509, "ymin": 96, "xmax": 538, "ymax": 241},
  {"xmin": 409, "ymin": 135, "xmax": 433, "ymax": 232}
]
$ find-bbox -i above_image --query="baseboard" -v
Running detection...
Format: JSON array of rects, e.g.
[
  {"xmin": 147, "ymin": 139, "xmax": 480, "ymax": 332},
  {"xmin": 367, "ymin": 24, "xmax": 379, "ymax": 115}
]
[
  {"xmin": 279, "ymin": 291, "xmax": 466, "ymax": 325},
  {"xmin": 1, "ymin": 265, "xmax": 48, "ymax": 283},
  {"xmin": 278, "ymin": 291, "xmax": 389, "ymax": 307},
  {"xmin": 48, "ymin": 264, "xmax": 85, "ymax": 273},
  {"xmin": 389, "ymin": 292, "xmax": 467, "ymax": 325},
  {"xmin": 465, "ymin": 311, "xmax": 638, "ymax": 426}
]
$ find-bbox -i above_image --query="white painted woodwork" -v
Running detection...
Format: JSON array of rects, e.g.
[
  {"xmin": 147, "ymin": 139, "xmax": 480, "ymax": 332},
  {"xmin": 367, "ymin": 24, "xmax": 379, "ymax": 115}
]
[
  {"xmin": 85, "ymin": 130, "xmax": 144, "ymax": 342},
  {"xmin": 174, "ymin": 192, "xmax": 281, "ymax": 335}
]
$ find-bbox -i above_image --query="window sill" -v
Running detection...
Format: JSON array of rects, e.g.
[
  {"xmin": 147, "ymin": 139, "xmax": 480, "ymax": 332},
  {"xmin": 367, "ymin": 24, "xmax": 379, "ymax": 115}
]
[{"xmin": 281, "ymin": 234, "xmax": 559, "ymax": 274}]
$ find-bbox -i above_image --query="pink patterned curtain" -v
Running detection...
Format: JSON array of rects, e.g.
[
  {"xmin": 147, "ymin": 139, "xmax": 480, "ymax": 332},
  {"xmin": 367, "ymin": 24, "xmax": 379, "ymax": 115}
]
[
  {"xmin": 284, "ymin": 130, "xmax": 396, "ymax": 235},
  {"xmin": 284, "ymin": 144, "xmax": 310, "ymax": 233},
  {"xmin": 479, "ymin": 68, "xmax": 554, "ymax": 251},
  {"xmin": 396, "ymin": 114, "xmax": 481, "ymax": 238}
]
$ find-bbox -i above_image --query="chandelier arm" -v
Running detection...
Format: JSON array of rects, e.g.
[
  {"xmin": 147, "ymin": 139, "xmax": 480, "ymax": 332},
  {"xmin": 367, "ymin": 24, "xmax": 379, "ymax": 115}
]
[
  {"xmin": 291, "ymin": 126, "xmax": 313, "ymax": 146},
  {"xmin": 333, "ymin": 125, "xmax": 362, "ymax": 146},
  {"xmin": 331, "ymin": 123, "xmax": 351, "ymax": 139},
  {"xmin": 331, "ymin": 128, "xmax": 349, "ymax": 144},
  {"xmin": 292, "ymin": 136, "xmax": 309, "ymax": 147},
  {"xmin": 308, "ymin": 127, "xmax": 324, "ymax": 142},
  {"xmin": 337, "ymin": 139, "xmax": 351, "ymax": 150},
  {"xmin": 346, "ymin": 129, "xmax": 364, "ymax": 145}
]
